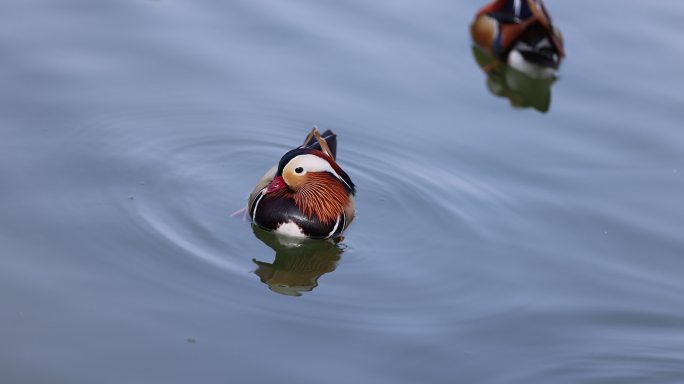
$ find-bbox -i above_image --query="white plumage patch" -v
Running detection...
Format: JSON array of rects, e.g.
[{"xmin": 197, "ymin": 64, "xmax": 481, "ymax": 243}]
[
  {"xmin": 507, "ymin": 49, "xmax": 555, "ymax": 79},
  {"xmin": 251, "ymin": 190, "xmax": 266, "ymax": 221},
  {"xmin": 326, "ymin": 214, "xmax": 342, "ymax": 238},
  {"xmin": 275, "ymin": 221, "xmax": 306, "ymax": 238}
]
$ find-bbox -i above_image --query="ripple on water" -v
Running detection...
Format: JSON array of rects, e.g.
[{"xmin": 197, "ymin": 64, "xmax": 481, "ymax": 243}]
[
  {"xmin": 73, "ymin": 110, "xmax": 525, "ymax": 330},
  {"xmin": 71, "ymin": 109, "xmax": 306, "ymax": 277},
  {"xmin": 234, "ymin": 121, "xmax": 528, "ymax": 328}
]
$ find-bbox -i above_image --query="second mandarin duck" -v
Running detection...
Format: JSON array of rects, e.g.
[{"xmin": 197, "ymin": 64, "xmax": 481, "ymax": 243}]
[{"xmin": 471, "ymin": 0, "xmax": 565, "ymax": 78}]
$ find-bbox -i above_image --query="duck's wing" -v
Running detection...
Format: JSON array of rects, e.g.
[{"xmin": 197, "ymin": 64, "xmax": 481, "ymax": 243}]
[
  {"xmin": 342, "ymin": 196, "xmax": 355, "ymax": 231},
  {"xmin": 247, "ymin": 165, "xmax": 277, "ymax": 212}
]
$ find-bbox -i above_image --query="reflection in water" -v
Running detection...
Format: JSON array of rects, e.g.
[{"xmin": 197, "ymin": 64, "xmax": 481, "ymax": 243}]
[
  {"xmin": 471, "ymin": 45, "xmax": 556, "ymax": 113},
  {"xmin": 251, "ymin": 226, "xmax": 342, "ymax": 296}
]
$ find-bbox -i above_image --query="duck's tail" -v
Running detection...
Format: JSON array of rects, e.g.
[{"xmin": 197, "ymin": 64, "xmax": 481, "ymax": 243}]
[{"xmin": 302, "ymin": 128, "xmax": 337, "ymax": 159}]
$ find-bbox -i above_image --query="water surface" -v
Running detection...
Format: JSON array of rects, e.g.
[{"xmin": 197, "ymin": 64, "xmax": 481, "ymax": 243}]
[{"xmin": 2, "ymin": 1, "xmax": 684, "ymax": 383}]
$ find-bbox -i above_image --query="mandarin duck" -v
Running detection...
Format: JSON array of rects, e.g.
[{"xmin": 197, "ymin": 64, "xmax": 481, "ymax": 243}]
[
  {"xmin": 471, "ymin": 0, "xmax": 564, "ymax": 78},
  {"xmin": 247, "ymin": 128, "xmax": 355, "ymax": 239}
]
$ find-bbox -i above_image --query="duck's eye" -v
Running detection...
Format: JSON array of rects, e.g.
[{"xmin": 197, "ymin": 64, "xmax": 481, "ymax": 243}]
[{"xmin": 295, "ymin": 167, "xmax": 304, "ymax": 174}]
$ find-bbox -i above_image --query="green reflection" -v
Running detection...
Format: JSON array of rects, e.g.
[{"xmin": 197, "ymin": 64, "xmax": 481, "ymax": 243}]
[
  {"xmin": 471, "ymin": 45, "xmax": 556, "ymax": 113},
  {"xmin": 251, "ymin": 225, "xmax": 343, "ymax": 296}
]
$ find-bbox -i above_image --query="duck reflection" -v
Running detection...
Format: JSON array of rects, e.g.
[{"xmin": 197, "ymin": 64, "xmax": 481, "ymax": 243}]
[
  {"xmin": 471, "ymin": 45, "xmax": 555, "ymax": 113},
  {"xmin": 251, "ymin": 225, "xmax": 343, "ymax": 296}
]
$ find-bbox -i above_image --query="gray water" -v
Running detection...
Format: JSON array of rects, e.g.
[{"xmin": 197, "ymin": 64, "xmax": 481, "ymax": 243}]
[{"xmin": 2, "ymin": 1, "xmax": 684, "ymax": 383}]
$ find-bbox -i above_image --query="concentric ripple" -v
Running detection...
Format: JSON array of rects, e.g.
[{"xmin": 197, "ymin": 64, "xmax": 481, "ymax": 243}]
[{"xmin": 69, "ymin": 107, "xmax": 534, "ymax": 332}]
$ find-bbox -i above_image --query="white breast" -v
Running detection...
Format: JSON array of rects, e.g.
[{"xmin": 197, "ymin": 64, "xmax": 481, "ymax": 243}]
[
  {"xmin": 508, "ymin": 49, "xmax": 555, "ymax": 79},
  {"xmin": 275, "ymin": 221, "xmax": 307, "ymax": 238}
]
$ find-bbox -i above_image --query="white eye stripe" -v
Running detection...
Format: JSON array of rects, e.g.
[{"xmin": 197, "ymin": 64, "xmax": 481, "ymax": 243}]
[
  {"xmin": 287, "ymin": 154, "xmax": 351, "ymax": 190},
  {"xmin": 289, "ymin": 154, "xmax": 335, "ymax": 173}
]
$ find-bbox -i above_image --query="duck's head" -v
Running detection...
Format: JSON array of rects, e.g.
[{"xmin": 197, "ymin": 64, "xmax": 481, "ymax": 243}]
[
  {"xmin": 266, "ymin": 148, "xmax": 355, "ymax": 194},
  {"xmin": 265, "ymin": 148, "xmax": 355, "ymax": 223}
]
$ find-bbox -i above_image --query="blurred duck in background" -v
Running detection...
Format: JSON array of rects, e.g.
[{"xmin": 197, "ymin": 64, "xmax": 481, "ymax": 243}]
[
  {"xmin": 470, "ymin": 0, "xmax": 564, "ymax": 79},
  {"xmin": 251, "ymin": 226, "xmax": 342, "ymax": 296}
]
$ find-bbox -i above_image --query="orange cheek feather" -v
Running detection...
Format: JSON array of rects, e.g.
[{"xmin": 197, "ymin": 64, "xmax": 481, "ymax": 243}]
[{"xmin": 294, "ymin": 173, "xmax": 350, "ymax": 225}]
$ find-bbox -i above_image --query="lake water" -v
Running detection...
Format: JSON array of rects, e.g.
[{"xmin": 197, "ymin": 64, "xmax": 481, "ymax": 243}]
[{"xmin": 2, "ymin": 1, "xmax": 684, "ymax": 383}]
